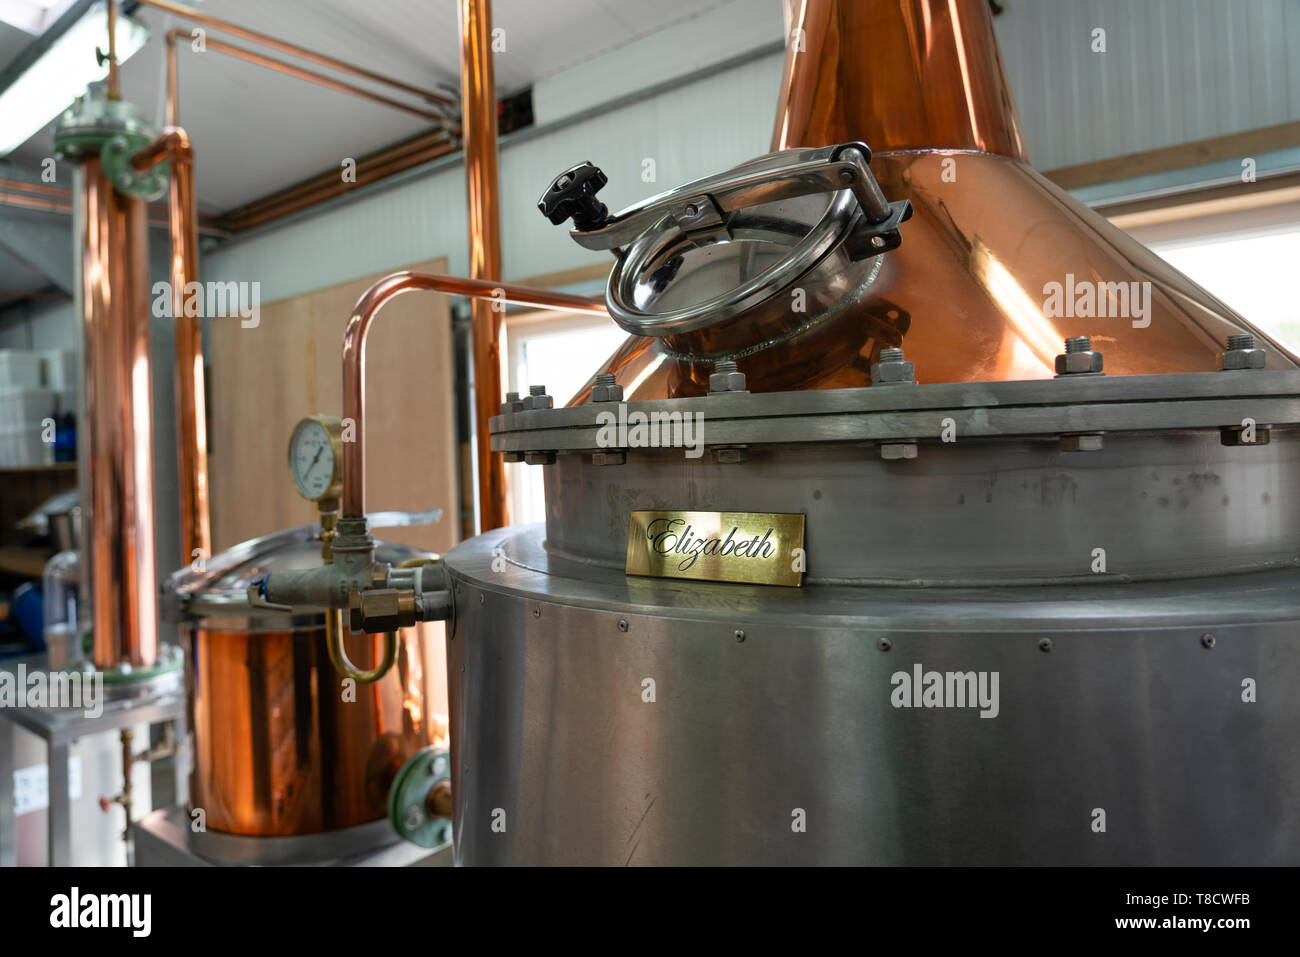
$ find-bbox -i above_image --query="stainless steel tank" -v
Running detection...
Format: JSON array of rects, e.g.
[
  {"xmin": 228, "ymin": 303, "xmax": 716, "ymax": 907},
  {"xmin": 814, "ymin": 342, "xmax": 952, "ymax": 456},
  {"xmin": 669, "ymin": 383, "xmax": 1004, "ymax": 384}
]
[{"xmin": 436, "ymin": 0, "xmax": 1300, "ymax": 865}]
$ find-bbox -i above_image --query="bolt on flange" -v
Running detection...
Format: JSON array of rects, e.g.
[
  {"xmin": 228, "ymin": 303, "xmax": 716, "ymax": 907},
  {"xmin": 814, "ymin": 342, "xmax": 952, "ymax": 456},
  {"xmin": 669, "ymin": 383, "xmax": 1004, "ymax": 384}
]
[
  {"xmin": 870, "ymin": 346, "xmax": 916, "ymax": 386},
  {"xmin": 708, "ymin": 360, "xmax": 747, "ymax": 394},
  {"xmin": 591, "ymin": 372, "xmax": 624, "ymax": 403},
  {"xmin": 1054, "ymin": 336, "xmax": 1104, "ymax": 376},
  {"xmin": 1220, "ymin": 333, "xmax": 1266, "ymax": 371}
]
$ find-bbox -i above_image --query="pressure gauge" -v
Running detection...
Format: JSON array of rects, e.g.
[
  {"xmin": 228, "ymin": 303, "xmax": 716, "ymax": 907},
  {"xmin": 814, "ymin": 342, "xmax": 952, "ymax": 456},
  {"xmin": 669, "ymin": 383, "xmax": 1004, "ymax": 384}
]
[{"xmin": 288, "ymin": 415, "xmax": 343, "ymax": 503}]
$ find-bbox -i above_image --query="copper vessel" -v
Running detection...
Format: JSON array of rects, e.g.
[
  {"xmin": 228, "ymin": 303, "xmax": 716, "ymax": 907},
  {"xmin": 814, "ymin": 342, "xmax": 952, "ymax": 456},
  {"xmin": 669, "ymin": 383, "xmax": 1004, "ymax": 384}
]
[
  {"xmin": 169, "ymin": 529, "xmax": 446, "ymax": 836},
  {"xmin": 575, "ymin": 0, "xmax": 1297, "ymax": 404},
  {"xmin": 75, "ymin": 155, "xmax": 160, "ymax": 669}
]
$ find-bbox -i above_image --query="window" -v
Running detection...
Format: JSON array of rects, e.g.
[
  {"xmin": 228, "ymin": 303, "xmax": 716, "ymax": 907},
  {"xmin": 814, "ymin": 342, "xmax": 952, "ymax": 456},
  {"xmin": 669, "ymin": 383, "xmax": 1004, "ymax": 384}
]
[
  {"xmin": 1149, "ymin": 228, "xmax": 1300, "ymax": 353},
  {"xmin": 1108, "ymin": 180, "xmax": 1300, "ymax": 353},
  {"xmin": 505, "ymin": 309, "xmax": 627, "ymax": 525}
]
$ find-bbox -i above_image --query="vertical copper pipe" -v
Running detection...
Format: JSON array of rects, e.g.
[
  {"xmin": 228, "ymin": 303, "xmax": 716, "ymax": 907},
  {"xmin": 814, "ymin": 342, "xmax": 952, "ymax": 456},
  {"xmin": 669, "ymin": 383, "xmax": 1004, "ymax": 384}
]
[
  {"xmin": 106, "ymin": 0, "xmax": 120, "ymax": 99},
  {"xmin": 78, "ymin": 158, "xmax": 159, "ymax": 669},
  {"xmin": 458, "ymin": 0, "xmax": 508, "ymax": 531},
  {"xmin": 165, "ymin": 32, "xmax": 178, "ymax": 127},
  {"xmin": 134, "ymin": 129, "xmax": 211, "ymax": 565},
  {"xmin": 771, "ymin": 0, "xmax": 1028, "ymax": 157}
]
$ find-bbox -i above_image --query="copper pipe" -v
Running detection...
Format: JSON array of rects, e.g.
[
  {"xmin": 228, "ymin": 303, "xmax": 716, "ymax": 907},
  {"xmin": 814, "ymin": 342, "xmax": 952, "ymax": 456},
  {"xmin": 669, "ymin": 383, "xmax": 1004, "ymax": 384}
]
[
  {"xmin": 458, "ymin": 0, "xmax": 508, "ymax": 532},
  {"xmin": 78, "ymin": 157, "xmax": 159, "ymax": 670},
  {"xmin": 0, "ymin": 191, "xmax": 72, "ymax": 214},
  {"xmin": 221, "ymin": 134, "xmax": 457, "ymax": 232},
  {"xmin": 158, "ymin": 26, "xmax": 458, "ymax": 235},
  {"xmin": 106, "ymin": 0, "xmax": 120, "ymax": 99},
  {"xmin": 165, "ymin": 28, "xmax": 178, "ymax": 126},
  {"xmin": 134, "ymin": 0, "xmax": 457, "ymax": 108},
  {"xmin": 132, "ymin": 128, "xmax": 211, "ymax": 566},
  {"xmin": 0, "ymin": 177, "xmax": 225, "ymax": 234},
  {"xmin": 0, "ymin": 178, "xmax": 67, "ymax": 198},
  {"xmin": 771, "ymin": 0, "xmax": 1027, "ymax": 157},
  {"xmin": 188, "ymin": 34, "xmax": 449, "ymax": 124},
  {"xmin": 226, "ymin": 131, "xmax": 452, "ymax": 213},
  {"xmin": 340, "ymin": 271, "xmax": 605, "ymax": 519}
]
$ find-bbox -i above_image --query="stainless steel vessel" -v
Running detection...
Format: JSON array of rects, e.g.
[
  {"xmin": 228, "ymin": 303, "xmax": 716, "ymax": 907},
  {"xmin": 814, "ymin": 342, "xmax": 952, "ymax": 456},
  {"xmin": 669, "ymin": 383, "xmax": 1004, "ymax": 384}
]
[
  {"xmin": 432, "ymin": 0, "xmax": 1300, "ymax": 865},
  {"xmin": 441, "ymin": 368, "xmax": 1300, "ymax": 865}
]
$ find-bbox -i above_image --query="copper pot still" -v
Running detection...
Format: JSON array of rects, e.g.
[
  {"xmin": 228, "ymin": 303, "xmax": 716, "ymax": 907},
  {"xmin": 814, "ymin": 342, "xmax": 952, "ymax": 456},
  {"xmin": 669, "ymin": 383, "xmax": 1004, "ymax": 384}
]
[
  {"xmin": 573, "ymin": 0, "xmax": 1297, "ymax": 403},
  {"xmin": 166, "ymin": 528, "xmax": 447, "ymax": 837}
]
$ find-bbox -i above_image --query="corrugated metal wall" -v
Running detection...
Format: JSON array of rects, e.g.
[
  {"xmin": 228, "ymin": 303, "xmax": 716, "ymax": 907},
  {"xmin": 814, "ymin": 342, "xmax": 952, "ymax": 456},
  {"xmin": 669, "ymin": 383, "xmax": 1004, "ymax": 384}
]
[{"xmin": 993, "ymin": 0, "xmax": 1300, "ymax": 169}]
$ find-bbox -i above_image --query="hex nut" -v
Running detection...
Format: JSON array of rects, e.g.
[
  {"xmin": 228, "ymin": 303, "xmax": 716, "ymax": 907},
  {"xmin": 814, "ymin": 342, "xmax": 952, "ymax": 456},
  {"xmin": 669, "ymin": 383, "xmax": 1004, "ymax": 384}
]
[
  {"xmin": 591, "ymin": 383, "xmax": 624, "ymax": 402},
  {"xmin": 354, "ymin": 588, "xmax": 414, "ymax": 634},
  {"xmin": 880, "ymin": 442, "xmax": 917, "ymax": 460},
  {"xmin": 1221, "ymin": 349, "xmax": 1267, "ymax": 371},
  {"xmin": 1054, "ymin": 351, "xmax": 1104, "ymax": 375},
  {"xmin": 522, "ymin": 394, "xmax": 554, "ymax": 410},
  {"xmin": 714, "ymin": 447, "xmax": 747, "ymax": 464},
  {"xmin": 503, "ymin": 451, "xmax": 525, "ymax": 463},
  {"xmin": 869, "ymin": 359, "xmax": 916, "ymax": 385},
  {"xmin": 524, "ymin": 451, "xmax": 557, "ymax": 465},
  {"xmin": 592, "ymin": 450, "xmax": 626, "ymax": 466},
  {"xmin": 499, "ymin": 393, "xmax": 525, "ymax": 414},
  {"xmin": 1060, "ymin": 432, "xmax": 1104, "ymax": 452},
  {"xmin": 708, "ymin": 370, "xmax": 748, "ymax": 393}
]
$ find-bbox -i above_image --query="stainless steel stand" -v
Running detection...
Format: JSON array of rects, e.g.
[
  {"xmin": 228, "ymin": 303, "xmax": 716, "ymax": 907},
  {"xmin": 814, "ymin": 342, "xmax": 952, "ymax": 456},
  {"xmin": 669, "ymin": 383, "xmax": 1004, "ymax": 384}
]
[
  {"xmin": 133, "ymin": 806, "xmax": 452, "ymax": 866},
  {"xmin": 0, "ymin": 652, "xmax": 186, "ymax": 866}
]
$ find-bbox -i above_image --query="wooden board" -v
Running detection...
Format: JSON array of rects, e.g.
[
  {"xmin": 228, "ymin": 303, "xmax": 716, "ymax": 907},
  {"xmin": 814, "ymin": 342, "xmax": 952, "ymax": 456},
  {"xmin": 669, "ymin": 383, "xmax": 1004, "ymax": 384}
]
[{"xmin": 207, "ymin": 259, "xmax": 457, "ymax": 557}]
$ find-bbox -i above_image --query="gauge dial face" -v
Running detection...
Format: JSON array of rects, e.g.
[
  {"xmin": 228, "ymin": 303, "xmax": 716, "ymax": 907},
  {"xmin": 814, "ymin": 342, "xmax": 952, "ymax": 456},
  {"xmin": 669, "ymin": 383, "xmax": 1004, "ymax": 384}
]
[{"xmin": 288, "ymin": 417, "xmax": 341, "ymax": 501}]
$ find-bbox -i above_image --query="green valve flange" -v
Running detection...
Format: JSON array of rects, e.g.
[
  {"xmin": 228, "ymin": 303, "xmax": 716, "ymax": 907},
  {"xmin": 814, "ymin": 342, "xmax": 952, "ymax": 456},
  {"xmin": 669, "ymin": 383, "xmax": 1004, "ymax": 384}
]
[
  {"xmin": 100, "ymin": 131, "xmax": 169, "ymax": 201},
  {"xmin": 388, "ymin": 746, "xmax": 452, "ymax": 849}
]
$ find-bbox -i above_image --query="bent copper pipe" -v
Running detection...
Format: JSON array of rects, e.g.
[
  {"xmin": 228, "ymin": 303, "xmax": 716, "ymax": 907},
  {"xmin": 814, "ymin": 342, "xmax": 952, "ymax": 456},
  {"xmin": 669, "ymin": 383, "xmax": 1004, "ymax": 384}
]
[
  {"xmin": 183, "ymin": 34, "xmax": 451, "ymax": 124},
  {"xmin": 341, "ymin": 271, "xmax": 606, "ymax": 519},
  {"xmin": 132, "ymin": 128, "xmax": 211, "ymax": 565},
  {"xmin": 135, "ymin": 0, "xmax": 457, "ymax": 108}
]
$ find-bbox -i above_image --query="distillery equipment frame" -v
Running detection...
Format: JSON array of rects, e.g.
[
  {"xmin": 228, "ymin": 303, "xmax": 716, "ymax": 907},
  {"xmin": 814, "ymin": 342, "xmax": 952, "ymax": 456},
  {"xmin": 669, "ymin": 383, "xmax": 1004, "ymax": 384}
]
[{"xmin": 0, "ymin": 654, "xmax": 186, "ymax": 867}]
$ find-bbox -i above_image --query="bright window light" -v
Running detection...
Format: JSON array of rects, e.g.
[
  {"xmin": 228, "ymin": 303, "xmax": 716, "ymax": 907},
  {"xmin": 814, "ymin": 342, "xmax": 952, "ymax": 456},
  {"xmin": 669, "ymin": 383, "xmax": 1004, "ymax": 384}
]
[
  {"xmin": 507, "ymin": 314, "xmax": 628, "ymax": 525},
  {"xmin": 0, "ymin": 0, "xmax": 77, "ymax": 36},
  {"xmin": 1151, "ymin": 227, "xmax": 1300, "ymax": 355},
  {"xmin": 0, "ymin": 2, "xmax": 150, "ymax": 156}
]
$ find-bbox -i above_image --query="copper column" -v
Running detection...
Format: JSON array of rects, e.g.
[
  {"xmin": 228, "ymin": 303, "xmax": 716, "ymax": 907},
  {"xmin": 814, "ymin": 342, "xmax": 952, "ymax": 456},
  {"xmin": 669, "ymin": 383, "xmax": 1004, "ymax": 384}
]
[
  {"xmin": 458, "ymin": 0, "xmax": 509, "ymax": 531},
  {"xmin": 771, "ymin": 0, "xmax": 1027, "ymax": 155},
  {"xmin": 77, "ymin": 158, "xmax": 159, "ymax": 669},
  {"xmin": 132, "ymin": 128, "xmax": 210, "ymax": 565}
]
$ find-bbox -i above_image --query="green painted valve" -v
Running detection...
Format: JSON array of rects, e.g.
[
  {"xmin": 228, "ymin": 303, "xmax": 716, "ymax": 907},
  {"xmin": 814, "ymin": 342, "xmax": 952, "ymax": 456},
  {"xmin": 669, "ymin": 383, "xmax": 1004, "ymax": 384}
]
[
  {"xmin": 388, "ymin": 746, "xmax": 452, "ymax": 848},
  {"xmin": 99, "ymin": 131, "xmax": 168, "ymax": 201}
]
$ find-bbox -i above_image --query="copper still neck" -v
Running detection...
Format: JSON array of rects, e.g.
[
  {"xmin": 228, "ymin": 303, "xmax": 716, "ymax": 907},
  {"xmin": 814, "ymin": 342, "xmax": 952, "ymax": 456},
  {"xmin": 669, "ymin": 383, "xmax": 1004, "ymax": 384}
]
[{"xmin": 772, "ymin": 0, "xmax": 1028, "ymax": 158}]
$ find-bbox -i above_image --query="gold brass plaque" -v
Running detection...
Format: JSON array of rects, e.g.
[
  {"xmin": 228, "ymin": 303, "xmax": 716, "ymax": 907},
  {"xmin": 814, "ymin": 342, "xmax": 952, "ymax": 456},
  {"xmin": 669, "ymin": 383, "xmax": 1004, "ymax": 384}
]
[{"xmin": 625, "ymin": 510, "xmax": 805, "ymax": 587}]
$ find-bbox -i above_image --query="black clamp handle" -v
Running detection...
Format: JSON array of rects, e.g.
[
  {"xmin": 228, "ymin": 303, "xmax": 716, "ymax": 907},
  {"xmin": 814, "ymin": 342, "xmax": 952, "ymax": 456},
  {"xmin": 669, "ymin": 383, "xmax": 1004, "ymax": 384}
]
[{"xmin": 538, "ymin": 162, "xmax": 610, "ymax": 231}]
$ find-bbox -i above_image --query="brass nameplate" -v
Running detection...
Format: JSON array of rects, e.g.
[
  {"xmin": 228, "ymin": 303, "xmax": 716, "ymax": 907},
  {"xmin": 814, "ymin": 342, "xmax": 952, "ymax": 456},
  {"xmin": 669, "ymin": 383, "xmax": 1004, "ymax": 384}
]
[{"xmin": 625, "ymin": 510, "xmax": 805, "ymax": 587}]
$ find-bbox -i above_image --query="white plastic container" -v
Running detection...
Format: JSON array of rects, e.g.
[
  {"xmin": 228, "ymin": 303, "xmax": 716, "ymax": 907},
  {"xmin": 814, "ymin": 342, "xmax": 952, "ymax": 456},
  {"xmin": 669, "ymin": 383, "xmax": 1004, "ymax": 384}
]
[
  {"xmin": 0, "ymin": 350, "xmax": 43, "ymax": 390},
  {"xmin": 41, "ymin": 349, "xmax": 77, "ymax": 392},
  {"xmin": 0, "ymin": 387, "xmax": 57, "ymax": 431},
  {"xmin": 0, "ymin": 425, "xmax": 52, "ymax": 467}
]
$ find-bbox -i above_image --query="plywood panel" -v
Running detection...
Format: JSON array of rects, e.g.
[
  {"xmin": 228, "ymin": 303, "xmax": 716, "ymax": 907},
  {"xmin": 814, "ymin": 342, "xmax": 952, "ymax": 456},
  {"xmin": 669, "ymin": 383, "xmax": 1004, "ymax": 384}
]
[{"xmin": 207, "ymin": 258, "xmax": 456, "ymax": 557}]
